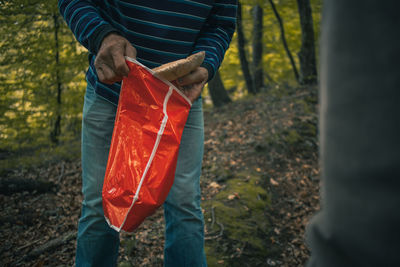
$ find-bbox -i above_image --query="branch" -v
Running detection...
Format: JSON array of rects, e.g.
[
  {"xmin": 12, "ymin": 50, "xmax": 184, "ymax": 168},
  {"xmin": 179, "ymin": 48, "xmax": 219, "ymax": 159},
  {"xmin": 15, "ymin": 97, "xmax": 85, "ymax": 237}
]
[
  {"xmin": 205, "ymin": 206, "xmax": 224, "ymax": 240},
  {"xmin": 20, "ymin": 231, "xmax": 76, "ymax": 261}
]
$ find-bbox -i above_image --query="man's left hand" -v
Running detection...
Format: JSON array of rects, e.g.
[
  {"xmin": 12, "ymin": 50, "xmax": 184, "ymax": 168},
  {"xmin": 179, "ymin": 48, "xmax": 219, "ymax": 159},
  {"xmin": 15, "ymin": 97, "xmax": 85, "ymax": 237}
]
[{"xmin": 176, "ymin": 67, "xmax": 208, "ymax": 103}]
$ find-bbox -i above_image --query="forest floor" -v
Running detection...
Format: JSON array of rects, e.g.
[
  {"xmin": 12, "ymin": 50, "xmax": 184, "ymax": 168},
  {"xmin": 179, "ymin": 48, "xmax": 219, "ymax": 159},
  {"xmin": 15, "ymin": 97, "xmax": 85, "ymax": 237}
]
[{"xmin": 0, "ymin": 85, "xmax": 320, "ymax": 267}]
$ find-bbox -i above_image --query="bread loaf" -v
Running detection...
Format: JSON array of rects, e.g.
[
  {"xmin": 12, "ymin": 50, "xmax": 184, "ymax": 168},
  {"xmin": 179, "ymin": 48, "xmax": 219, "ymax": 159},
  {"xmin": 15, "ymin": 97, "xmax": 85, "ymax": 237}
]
[{"xmin": 152, "ymin": 51, "xmax": 205, "ymax": 82}]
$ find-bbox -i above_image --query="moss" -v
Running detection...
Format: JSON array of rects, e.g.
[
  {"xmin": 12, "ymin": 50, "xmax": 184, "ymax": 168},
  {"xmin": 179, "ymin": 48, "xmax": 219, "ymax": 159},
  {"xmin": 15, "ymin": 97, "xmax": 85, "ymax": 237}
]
[
  {"xmin": 205, "ymin": 246, "xmax": 228, "ymax": 267},
  {"xmin": 118, "ymin": 262, "xmax": 133, "ymax": 267},
  {"xmin": 284, "ymin": 129, "xmax": 303, "ymax": 145},
  {"xmin": 203, "ymin": 171, "xmax": 271, "ymax": 265},
  {"xmin": 0, "ymin": 138, "xmax": 80, "ymax": 174},
  {"xmin": 210, "ymin": 166, "xmax": 234, "ymax": 183},
  {"xmin": 295, "ymin": 98, "xmax": 314, "ymax": 114},
  {"xmin": 121, "ymin": 237, "xmax": 136, "ymax": 255}
]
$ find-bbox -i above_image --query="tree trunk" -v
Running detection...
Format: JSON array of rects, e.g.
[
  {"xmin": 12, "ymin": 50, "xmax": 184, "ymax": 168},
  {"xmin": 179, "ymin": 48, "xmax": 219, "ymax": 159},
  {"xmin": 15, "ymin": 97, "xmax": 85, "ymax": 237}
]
[
  {"xmin": 208, "ymin": 71, "xmax": 231, "ymax": 107},
  {"xmin": 237, "ymin": 1, "xmax": 255, "ymax": 94},
  {"xmin": 252, "ymin": 4, "xmax": 263, "ymax": 92},
  {"xmin": 268, "ymin": 0, "xmax": 300, "ymax": 83},
  {"xmin": 297, "ymin": 0, "xmax": 318, "ymax": 85},
  {"xmin": 50, "ymin": 13, "xmax": 62, "ymax": 144}
]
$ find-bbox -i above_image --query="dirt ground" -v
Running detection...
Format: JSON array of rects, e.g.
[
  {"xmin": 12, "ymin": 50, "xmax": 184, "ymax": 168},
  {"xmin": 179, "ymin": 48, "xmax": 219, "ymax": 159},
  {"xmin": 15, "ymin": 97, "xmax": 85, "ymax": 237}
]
[{"xmin": 0, "ymin": 86, "xmax": 320, "ymax": 266}]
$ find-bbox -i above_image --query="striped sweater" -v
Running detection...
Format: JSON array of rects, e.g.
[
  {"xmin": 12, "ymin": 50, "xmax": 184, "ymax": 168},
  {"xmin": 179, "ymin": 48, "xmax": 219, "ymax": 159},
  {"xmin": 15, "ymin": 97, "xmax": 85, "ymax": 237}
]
[{"xmin": 58, "ymin": 0, "xmax": 237, "ymax": 105}]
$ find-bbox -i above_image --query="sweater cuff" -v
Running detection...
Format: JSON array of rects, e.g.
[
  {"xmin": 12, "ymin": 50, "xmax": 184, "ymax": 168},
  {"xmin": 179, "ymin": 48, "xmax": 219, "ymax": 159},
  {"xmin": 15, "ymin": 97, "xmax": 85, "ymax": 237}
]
[
  {"xmin": 88, "ymin": 24, "xmax": 121, "ymax": 55},
  {"xmin": 200, "ymin": 62, "xmax": 215, "ymax": 82}
]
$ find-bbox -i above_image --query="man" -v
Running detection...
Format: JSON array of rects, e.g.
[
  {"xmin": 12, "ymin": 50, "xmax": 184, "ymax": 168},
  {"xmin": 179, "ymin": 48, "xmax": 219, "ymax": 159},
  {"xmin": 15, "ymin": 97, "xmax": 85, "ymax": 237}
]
[
  {"xmin": 306, "ymin": 0, "xmax": 400, "ymax": 266},
  {"xmin": 58, "ymin": 1, "xmax": 237, "ymax": 266}
]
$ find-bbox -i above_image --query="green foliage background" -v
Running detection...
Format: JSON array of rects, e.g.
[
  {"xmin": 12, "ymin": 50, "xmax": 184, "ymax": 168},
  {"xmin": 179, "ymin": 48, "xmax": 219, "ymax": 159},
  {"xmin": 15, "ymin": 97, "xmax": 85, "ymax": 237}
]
[
  {"xmin": 0, "ymin": 0, "xmax": 87, "ymax": 151},
  {"xmin": 0, "ymin": 0, "xmax": 322, "ymax": 168}
]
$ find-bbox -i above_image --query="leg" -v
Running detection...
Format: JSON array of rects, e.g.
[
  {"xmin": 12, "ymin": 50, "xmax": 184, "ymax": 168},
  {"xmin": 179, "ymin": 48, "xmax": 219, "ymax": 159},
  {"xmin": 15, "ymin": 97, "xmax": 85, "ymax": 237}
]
[
  {"xmin": 76, "ymin": 84, "xmax": 119, "ymax": 267},
  {"xmin": 163, "ymin": 98, "xmax": 207, "ymax": 267}
]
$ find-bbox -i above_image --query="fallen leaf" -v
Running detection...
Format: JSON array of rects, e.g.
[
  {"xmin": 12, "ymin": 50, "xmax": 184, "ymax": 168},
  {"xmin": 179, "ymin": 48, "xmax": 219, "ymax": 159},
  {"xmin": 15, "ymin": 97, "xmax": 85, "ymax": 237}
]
[
  {"xmin": 209, "ymin": 182, "xmax": 221, "ymax": 189},
  {"xmin": 227, "ymin": 194, "xmax": 236, "ymax": 200},
  {"xmin": 270, "ymin": 178, "xmax": 279, "ymax": 186}
]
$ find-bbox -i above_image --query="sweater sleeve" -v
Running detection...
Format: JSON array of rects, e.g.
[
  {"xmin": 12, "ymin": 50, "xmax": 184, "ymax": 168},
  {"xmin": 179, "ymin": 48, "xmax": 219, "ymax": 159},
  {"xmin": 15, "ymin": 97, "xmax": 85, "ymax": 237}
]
[
  {"xmin": 193, "ymin": 0, "xmax": 238, "ymax": 81},
  {"xmin": 58, "ymin": 0, "xmax": 120, "ymax": 55}
]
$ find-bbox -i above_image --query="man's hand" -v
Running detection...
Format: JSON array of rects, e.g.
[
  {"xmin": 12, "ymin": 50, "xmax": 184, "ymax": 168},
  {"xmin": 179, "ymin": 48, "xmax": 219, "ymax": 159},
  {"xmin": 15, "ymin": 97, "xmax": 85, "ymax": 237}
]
[
  {"xmin": 94, "ymin": 33, "xmax": 137, "ymax": 84},
  {"xmin": 176, "ymin": 67, "xmax": 208, "ymax": 103}
]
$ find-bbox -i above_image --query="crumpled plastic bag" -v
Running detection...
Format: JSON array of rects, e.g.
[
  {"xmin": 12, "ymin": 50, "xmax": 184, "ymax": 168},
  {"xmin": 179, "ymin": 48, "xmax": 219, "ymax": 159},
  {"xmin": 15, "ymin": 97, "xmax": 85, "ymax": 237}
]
[{"xmin": 102, "ymin": 57, "xmax": 192, "ymax": 232}]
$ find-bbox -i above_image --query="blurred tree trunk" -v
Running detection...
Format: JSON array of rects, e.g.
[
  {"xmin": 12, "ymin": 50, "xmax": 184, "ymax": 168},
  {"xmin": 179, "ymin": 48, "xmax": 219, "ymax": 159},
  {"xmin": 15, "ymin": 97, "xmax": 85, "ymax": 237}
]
[
  {"xmin": 297, "ymin": 0, "xmax": 318, "ymax": 85},
  {"xmin": 268, "ymin": 0, "xmax": 300, "ymax": 83},
  {"xmin": 237, "ymin": 1, "xmax": 255, "ymax": 94},
  {"xmin": 50, "ymin": 13, "xmax": 62, "ymax": 144},
  {"xmin": 252, "ymin": 4, "xmax": 263, "ymax": 92},
  {"xmin": 208, "ymin": 71, "xmax": 231, "ymax": 107}
]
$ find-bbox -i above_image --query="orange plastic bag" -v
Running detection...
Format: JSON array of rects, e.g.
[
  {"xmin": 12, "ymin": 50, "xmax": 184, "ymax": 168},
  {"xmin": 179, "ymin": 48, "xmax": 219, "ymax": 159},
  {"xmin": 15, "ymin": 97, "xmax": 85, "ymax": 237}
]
[{"xmin": 102, "ymin": 58, "xmax": 192, "ymax": 232}]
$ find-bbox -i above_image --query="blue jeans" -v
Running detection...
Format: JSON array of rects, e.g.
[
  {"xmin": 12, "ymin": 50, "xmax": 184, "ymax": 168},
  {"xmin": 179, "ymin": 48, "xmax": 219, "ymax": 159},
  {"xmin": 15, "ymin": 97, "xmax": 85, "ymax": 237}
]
[{"xmin": 76, "ymin": 84, "xmax": 207, "ymax": 267}]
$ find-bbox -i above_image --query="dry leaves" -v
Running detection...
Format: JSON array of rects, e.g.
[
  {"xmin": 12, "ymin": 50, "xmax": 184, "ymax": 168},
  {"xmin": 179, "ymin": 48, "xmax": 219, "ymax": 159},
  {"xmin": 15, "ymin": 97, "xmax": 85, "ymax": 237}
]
[{"xmin": 0, "ymin": 86, "xmax": 320, "ymax": 267}]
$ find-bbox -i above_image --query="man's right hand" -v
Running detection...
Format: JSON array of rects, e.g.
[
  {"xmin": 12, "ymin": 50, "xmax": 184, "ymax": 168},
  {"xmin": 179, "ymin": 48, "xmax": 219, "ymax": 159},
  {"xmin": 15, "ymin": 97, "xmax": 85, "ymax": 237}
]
[{"xmin": 94, "ymin": 33, "xmax": 137, "ymax": 84}]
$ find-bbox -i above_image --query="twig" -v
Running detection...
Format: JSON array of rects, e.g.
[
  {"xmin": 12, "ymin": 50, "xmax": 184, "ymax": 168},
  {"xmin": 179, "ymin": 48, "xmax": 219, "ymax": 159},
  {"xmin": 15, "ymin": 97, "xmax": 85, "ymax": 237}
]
[
  {"xmin": 210, "ymin": 206, "xmax": 216, "ymax": 230},
  {"xmin": 205, "ymin": 206, "xmax": 224, "ymax": 240},
  {"xmin": 28, "ymin": 231, "xmax": 75, "ymax": 258},
  {"xmin": 57, "ymin": 162, "xmax": 65, "ymax": 183},
  {"xmin": 284, "ymin": 91, "xmax": 315, "ymax": 100},
  {"xmin": 216, "ymin": 221, "xmax": 224, "ymax": 237},
  {"xmin": 17, "ymin": 239, "xmax": 41, "ymax": 251},
  {"xmin": 205, "ymin": 223, "xmax": 224, "ymax": 240},
  {"xmin": 17, "ymin": 231, "xmax": 76, "ymax": 264}
]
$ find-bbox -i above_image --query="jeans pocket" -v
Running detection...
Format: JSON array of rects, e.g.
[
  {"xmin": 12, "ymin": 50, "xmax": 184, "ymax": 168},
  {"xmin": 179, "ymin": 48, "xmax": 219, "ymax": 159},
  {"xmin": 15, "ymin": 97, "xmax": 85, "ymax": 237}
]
[{"xmin": 82, "ymin": 84, "xmax": 117, "ymax": 149}]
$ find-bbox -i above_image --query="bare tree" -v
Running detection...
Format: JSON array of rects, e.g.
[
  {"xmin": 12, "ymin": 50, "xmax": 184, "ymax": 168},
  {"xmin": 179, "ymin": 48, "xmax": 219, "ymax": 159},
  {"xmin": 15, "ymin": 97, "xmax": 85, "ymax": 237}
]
[
  {"xmin": 297, "ymin": 0, "xmax": 318, "ymax": 85},
  {"xmin": 268, "ymin": 0, "xmax": 300, "ymax": 83},
  {"xmin": 237, "ymin": 1, "xmax": 255, "ymax": 94},
  {"xmin": 252, "ymin": 4, "xmax": 263, "ymax": 92},
  {"xmin": 208, "ymin": 71, "xmax": 231, "ymax": 107},
  {"xmin": 50, "ymin": 12, "xmax": 62, "ymax": 144}
]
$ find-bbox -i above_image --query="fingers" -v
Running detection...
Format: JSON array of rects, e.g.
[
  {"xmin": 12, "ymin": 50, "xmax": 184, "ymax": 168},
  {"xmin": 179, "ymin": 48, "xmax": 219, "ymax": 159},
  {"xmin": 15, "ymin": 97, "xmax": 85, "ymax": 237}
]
[
  {"xmin": 111, "ymin": 49, "xmax": 129, "ymax": 77},
  {"xmin": 96, "ymin": 64, "xmax": 123, "ymax": 85},
  {"xmin": 174, "ymin": 67, "xmax": 209, "ymax": 102},
  {"xmin": 95, "ymin": 52, "xmax": 124, "ymax": 84},
  {"xmin": 94, "ymin": 33, "xmax": 137, "ymax": 84},
  {"xmin": 113, "ymin": 42, "xmax": 137, "ymax": 77},
  {"xmin": 125, "ymin": 43, "xmax": 137, "ymax": 59},
  {"xmin": 182, "ymin": 82, "xmax": 203, "ymax": 103},
  {"xmin": 177, "ymin": 67, "xmax": 208, "ymax": 87}
]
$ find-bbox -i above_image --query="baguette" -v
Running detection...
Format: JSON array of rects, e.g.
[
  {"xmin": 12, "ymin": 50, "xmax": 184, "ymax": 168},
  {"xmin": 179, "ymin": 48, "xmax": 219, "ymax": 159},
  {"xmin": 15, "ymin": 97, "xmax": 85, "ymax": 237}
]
[{"xmin": 152, "ymin": 51, "xmax": 205, "ymax": 82}]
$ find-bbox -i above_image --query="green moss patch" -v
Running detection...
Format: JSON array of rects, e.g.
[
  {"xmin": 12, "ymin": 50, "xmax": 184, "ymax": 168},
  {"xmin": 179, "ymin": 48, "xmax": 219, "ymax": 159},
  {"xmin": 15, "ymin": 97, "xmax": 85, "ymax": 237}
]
[{"xmin": 203, "ymin": 171, "xmax": 271, "ymax": 266}]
